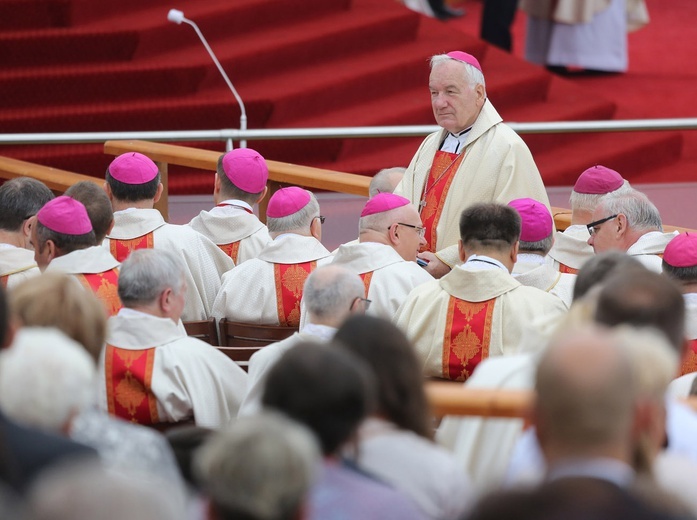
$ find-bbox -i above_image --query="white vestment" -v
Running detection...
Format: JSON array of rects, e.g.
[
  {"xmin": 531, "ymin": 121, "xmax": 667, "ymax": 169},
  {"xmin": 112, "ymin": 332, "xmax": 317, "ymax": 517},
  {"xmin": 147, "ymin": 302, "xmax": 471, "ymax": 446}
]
[
  {"xmin": 513, "ymin": 254, "xmax": 576, "ymax": 309},
  {"xmin": 99, "ymin": 309, "xmax": 247, "ymax": 428},
  {"xmin": 45, "ymin": 245, "xmax": 119, "ymax": 276},
  {"xmin": 396, "ymin": 100, "xmax": 549, "ymax": 267},
  {"xmin": 212, "ymin": 234, "xmax": 331, "ymax": 325},
  {"xmin": 103, "ymin": 209, "xmax": 234, "ymax": 321},
  {"xmin": 394, "ymin": 263, "xmax": 566, "ymax": 379},
  {"xmin": 625, "ymin": 230, "xmax": 677, "ymax": 272},
  {"xmin": 356, "ymin": 417, "xmax": 471, "ymax": 520},
  {"xmin": 548, "ymin": 225, "xmax": 594, "ymax": 272},
  {"xmin": 331, "ymin": 242, "xmax": 433, "ymax": 319},
  {"xmin": 188, "ymin": 203, "xmax": 271, "ymax": 265},
  {"xmin": 0, "ymin": 244, "xmax": 40, "ymax": 289}
]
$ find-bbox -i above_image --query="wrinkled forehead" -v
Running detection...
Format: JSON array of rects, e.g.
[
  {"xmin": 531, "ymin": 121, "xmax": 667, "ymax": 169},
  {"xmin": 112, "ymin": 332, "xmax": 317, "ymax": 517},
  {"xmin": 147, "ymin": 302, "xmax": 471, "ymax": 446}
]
[{"xmin": 429, "ymin": 60, "xmax": 468, "ymax": 87}]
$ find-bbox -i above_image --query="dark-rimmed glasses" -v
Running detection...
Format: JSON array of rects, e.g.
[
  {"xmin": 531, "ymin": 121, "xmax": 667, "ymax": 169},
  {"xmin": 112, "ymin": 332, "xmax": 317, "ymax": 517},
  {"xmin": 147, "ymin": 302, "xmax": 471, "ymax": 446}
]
[
  {"xmin": 351, "ymin": 297, "xmax": 372, "ymax": 312},
  {"xmin": 389, "ymin": 222, "xmax": 426, "ymax": 239},
  {"xmin": 314, "ymin": 216, "xmax": 326, "ymax": 224},
  {"xmin": 586, "ymin": 214, "xmax": 618, "ymax": 236}
]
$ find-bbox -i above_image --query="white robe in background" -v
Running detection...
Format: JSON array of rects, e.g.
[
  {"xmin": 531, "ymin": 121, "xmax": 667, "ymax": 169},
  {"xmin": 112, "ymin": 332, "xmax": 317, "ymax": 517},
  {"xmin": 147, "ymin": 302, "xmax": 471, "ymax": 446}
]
[
  {"xmin": 0, "ymin": 244, "xmax": 39, "ymax": 289},
  {"xmin": 99, "ymin": 309, "xmax": 247, "ymax": 428},
  {"xmin": 625, "ymin": 230, "xmax": 677, "ymax": 272},
  {"xmin": 331, "ymin": 242, "xmax": 433, "ymax": 319},
  {"xmin": 188, "ymin": 203, "xmax": 271, "ymax": 265},
  {"xmin": 103, "ymin": 209, "xmax": 234, "ymax": 321},
  {"xmin": 513, "ymin": 253, "xmax": 576, "ymax": 309},
  {"xmin": 394, "ymin": 263, "xmax": 566, "ymax": 379},
  {"xmin": 548, "ymin": 225, "xmax": 594, "ymax": 272},
  {"xmin": 396, "ymin": 100, "xmax": 549, "ymax": 267},
  {"xmin": 212, "ymin": 234, "xmax": 331, "ymax": 325}
]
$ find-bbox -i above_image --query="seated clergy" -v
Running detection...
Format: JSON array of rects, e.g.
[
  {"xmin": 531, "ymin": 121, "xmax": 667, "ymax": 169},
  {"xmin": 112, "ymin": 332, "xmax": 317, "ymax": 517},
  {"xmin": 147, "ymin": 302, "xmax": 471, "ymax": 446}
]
[
  {"xmin": 188, "ymin": 148, "xmax": 271, "ymax": 265},
  {"xmin": 33, "ymin": 196, "xmax": 122, "ymax": 317},
  {"xmin": 98, "ymin": 248, "xmax": 247, "ymax": 429},
  {"xmin": 394, "ymin": 203, "xmax": 566, "ymax": 381},
  {"xmin": 510, "ymin": 198, "xmax": 575, "ymax": 309},
  {"xmin": 212, "ymin": 187, "xmax": 331, "ymax": 327},
  {"xmin": 587, "ymin": 188, "xmax": 677, "ymax": 273},
  {"xmin": 0, "ymin": 177, "xmax": 54, "ymax": 289},
  {"xmin": 331, "ymin": 193, "xmax": 433, "ymax": 319},
  {"xmin": 102, "ymin": 152, "xmax": 233, "ymax": 321},
  {"xmin": 548, "ymin": 165, "xmax": 630, "ymax": 274}
]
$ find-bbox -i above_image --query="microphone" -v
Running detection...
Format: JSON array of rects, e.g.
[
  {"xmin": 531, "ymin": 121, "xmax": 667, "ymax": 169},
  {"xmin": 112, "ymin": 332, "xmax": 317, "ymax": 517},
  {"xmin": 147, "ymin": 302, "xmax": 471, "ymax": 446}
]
[{"xmin": 167, "ymin": 8, "xmax": 247, "ymax": 149}]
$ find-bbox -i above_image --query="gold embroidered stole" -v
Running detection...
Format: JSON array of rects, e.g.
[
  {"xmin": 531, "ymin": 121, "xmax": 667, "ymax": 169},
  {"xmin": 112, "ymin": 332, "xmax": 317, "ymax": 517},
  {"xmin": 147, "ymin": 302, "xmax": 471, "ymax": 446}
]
[
  {"xmin": 109, "ymin": 232, "xmax": 155, "ymax": 262},
  {"xmin": 104, "ymin": 344, "xmax": 159, "ymax": 425},
  {"xmin": 76, "ymin": 269, "xmax": 122, "ymax": 317},
  {"xmin": 274, "ymin": 261, "xmax": 317, "ymax": 326}
]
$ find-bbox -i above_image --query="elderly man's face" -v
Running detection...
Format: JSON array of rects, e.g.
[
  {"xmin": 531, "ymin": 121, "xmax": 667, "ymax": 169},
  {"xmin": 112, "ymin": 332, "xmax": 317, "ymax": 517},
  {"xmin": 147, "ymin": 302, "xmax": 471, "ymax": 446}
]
[
  {"xmin": 429, "ymin": 60, "xmax": 485, "ymax": 134},
  {"xmin": 587, "ymin": 207, "xmax": 622, "ymax": 253}
]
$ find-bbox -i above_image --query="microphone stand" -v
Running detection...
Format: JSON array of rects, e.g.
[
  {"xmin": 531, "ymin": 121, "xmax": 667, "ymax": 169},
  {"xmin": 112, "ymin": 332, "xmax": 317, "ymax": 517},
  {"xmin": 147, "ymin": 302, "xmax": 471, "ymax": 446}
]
[{"xmin": 168, "ymin": 9, "xmax": 247, "ymax": 150}]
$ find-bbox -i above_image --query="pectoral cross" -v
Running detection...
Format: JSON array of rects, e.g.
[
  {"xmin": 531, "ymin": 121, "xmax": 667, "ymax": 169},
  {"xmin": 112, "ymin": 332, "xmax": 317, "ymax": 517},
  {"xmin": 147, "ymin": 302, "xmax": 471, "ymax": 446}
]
[{"xmin": 419, "ymin": 199, "xmax": 427, "ymax": 211}]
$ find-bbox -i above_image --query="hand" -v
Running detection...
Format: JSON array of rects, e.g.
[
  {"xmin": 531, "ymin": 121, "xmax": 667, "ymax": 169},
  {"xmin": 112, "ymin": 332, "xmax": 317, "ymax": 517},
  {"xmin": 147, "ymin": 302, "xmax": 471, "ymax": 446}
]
[{"xmin": 417, "ymin": 252, "xmax": 451, "ymax": 279}]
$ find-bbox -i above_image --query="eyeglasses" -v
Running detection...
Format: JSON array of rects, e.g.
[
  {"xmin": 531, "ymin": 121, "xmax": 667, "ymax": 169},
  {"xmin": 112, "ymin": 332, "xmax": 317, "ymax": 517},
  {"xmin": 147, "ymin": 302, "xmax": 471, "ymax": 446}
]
[
  {"xmin": 351, "ymin": 297, "xmax": 372, "ymax": 312},
  {"xmin": 389, "ymin": 222, "xmax": 426, "ymax": 239},
  {"xmin": 586, "ymin": 214, "xmax": 618, "ymax": 236},
  {"xmin": 314, "ymin": 216, "xmax": 326, "ymax": 224}
]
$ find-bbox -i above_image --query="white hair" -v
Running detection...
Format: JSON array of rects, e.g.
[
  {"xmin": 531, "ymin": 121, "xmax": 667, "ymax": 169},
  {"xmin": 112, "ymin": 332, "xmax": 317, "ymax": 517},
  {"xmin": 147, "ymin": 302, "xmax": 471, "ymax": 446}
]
[
  {"xmin": 569, "ymin": 179, "xmax": 632, "ymax": 213},
  {"xmin": 266, "ymin": 190, "xmax": 319, "ymax": 234},
  {"xmin": 368, "ymin": 167, "xmax": 406, "ymax": 198},
  {"xmin": 0, "ymin": 327, "xmax": 96, "ymax": 432},
  {"xmin": 597, "ymin": 188, "xmax": 663, "ymax": 233},
  {"xmin": 519, "ymin": 234, "xmax": 554, "ymax": 254},
  {"xmin": 430, "ymin": 53, "xmax": 486, "ymax": 89},
  {"xmin": 118, "ymin": 249, "xmax": 186, "ymax": 307},
  {"xmin": 303, "ymin": 265, "xmax": 365, "ymax": 322}
]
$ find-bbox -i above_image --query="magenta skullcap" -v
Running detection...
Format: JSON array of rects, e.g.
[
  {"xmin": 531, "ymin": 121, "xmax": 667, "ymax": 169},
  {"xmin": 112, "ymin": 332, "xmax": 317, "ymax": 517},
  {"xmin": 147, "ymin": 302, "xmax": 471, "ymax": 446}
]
[
  {"xmin": 508, "ymin": 198, "xmax": 553, "ymax": 242},
  {"xmin": 663, "ymin": 233, "xmax": 697, "ymax": 268},
  {"xmin": 108, "ymin": 152, "xmax": 159, "ymax": 185},
  {"xmin": 446, "ymin": 51, "xmax": 482, "ymax": 72},
  {"xmin": 221, "ymin": 148, "xmax": 269, "ymax": 193},
  {"xmin": 36, "ymin": 196, "xmax": 92, "ymax": 235},
  {"xmin": 267, "ymin": 187, "xmax": 311, "ymax": 218},
  {"xmin": 361, "ymin": 193, "xmax": 410, "ymax": 217},
  {"xmin": 573, "ymin": 165, "xmax": 624, "ymax": 195}
]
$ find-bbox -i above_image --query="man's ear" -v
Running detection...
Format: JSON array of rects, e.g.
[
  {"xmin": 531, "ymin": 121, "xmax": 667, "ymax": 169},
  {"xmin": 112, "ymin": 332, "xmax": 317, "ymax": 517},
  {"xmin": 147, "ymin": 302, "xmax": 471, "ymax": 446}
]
[
  {"xmin": 511, "ymin": 241, "xmax": 519, "ymax": 264},
  {"xmin": 255, "ymin": 186, "xmax": 269, "ymax": 205},
  {"xmin": 43, "ymin": 239, "xmax": 58, "ymax": 264},
  {"xmin": 475, "ymin": 83, "xmax": 486, "ymax": 107},
  {"xmin": 103, "ymin": 182, "xmax": 114, "ymax": 202},
  {"xmin": 159, "ymin": 287, "xmax": 174, "ymax": 315},
  {"xmin": 387, "ymin": 223, "xmax": 400, "ymax": 247},
  {"xmin": 21, "ymin": 216, "xmax": 34, "ymax": 242},
  {"xmin": 153, "ymin": 183, "xmax": 164, "ymax": 204},
  {"xmin": 616, "ymin": 213, "xmax": 628, "ymax": 237},
  {"xmin": 458, "ymin": 240, "xmax": 466, "ymax": 262},
  {"xmin": 310, "ymin": 217, "xmax": 321, "ymax": 240}
]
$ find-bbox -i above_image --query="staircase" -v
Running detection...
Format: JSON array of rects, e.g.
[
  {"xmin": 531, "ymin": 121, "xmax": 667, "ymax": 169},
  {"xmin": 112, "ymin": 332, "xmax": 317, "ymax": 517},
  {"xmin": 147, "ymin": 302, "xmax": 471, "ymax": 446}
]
[{"xmin": 0, "ymin": 0, "xmax": 683, "ymax": 194}]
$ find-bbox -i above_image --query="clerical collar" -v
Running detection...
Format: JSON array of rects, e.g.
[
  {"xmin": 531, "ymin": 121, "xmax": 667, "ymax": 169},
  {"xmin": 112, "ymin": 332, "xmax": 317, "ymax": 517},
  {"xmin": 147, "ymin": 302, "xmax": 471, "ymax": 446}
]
[
  {"xmin": 301, "ymin": 323, "xmax": 336, "ymax": 341},
  {"xmin": 440, "ymin": 127, "xmax": 472, "ymax": 154},
  {"xmin": 459, "ymin": 254, "xmax": 507, "ymax": 272},
  {"xmin": 215, "ymin": 199, "xmax": 254, "ymax": 214}
]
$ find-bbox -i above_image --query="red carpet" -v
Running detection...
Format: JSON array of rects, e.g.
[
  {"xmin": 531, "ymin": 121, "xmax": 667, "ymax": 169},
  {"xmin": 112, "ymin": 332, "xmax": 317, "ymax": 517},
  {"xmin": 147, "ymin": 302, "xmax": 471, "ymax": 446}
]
[{"xmin": 0, "ymin": 0, "xmax": 692, "ymax": 193}]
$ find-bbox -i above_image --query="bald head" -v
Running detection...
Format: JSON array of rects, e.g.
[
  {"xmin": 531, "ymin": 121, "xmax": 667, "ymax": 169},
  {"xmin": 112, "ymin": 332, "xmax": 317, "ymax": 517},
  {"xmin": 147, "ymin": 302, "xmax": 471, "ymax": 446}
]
[
  {"xmin": 368, "ymin": 167, "xmax": 406, "ymax": 198},
  {"xmin": 303, "ymin": 265, "xmax": 365, "ymax": 327}
]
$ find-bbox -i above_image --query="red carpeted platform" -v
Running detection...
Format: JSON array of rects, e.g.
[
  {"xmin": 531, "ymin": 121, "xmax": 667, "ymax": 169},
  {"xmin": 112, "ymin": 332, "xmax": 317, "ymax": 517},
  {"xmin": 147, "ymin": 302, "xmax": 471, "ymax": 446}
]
[{"xmin": 0, "ymin": 0, "xmax": 692, "ymax": 193}]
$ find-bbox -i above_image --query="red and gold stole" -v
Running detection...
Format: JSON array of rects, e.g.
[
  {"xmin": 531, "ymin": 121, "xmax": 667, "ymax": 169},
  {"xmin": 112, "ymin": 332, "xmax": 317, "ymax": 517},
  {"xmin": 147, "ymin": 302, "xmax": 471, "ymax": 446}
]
[
  {"xmin": 0, "ymin": 275, "xmax": 7, "ymax": 289},
  {"xmin": 274, "ymin": 261, "xmax": 317, "ymax": 326},
  {"xmin": 218, "ymin": 241, "xmax": 241, "ymax": 264},
  {"xmin": 104, "ymin": 344, "xmax": 159, "ymax": 425},
  {"xmin": 76, "ymin": 269, "xmax": 123, "ymax": 317},
  {"xmin": 359, "ymin": 271, "xmax": 374, "ymax": 297},
  {"xmin": 442, "ymin": 296, "xmax": 496, "ymax": 381},
  {"xmin": 558, "ymin": 263, "xmax": 578, "ymax": 275},
  {"xmin": 109, "ymin": 232, "xmax": 155, "ymax": 263},
  {"xmin": 680, "ymin": 338, "xmax": 697, "ymax": 376},
  {"xmin": 420, "ymin": 151, "xmax": 465, "ymax": 253}
]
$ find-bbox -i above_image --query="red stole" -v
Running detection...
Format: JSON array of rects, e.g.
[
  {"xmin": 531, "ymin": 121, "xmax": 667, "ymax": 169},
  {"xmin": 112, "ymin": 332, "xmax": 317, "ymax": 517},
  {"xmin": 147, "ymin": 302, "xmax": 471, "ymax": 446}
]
[
  {"xmin": 680, "ymin": 338, "xmax": 697, "ymax": 376},
  {"xmin": 442, "ymin": 296, "xmax": 496, "ymax": 381},
  {"xmin": 109, "ymin": 232, "xmax": 155, "ymax": 263},
  {"xmin": 420, "ymin": 150, "xmax": 465, "ymax": 253},
  {"xmin": 0, "ymin": 275, "xmax": 6, "ymax": 289},
  {"xmin": 274, "ymin": 261, "xmax": 317, "ymax": 326},
  {"xmin": 104, "ymin": 344, "xmax": 160, "ymax": 425},
  {"xmin": 218, "ymin": 242, "xmax": 241, "ymax": 264},
  {"xmin": 558, "ymin": 263, "xmax": 579, "ymax": 275},
  {"xmin": 76, "ymin": 269, "xmax": 122, "ymax": 317},
  {"xmin": 359, "ymin": 271, "xmax": 374, "ymax": 297}
]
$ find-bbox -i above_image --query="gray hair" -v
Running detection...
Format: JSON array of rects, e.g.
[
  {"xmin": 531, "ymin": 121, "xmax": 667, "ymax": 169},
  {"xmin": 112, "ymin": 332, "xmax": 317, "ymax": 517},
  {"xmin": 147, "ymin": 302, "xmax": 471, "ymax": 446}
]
[
  {"xmin": 0, "ymin": 327, "xmax": 95, "ymax": 432},
  {"xmin": 0, "ymin": 177, "xmax": 54, "ymax": 232},
  {"xmin": 358, "ymin": 208, "xmax": 396, "ymax": 235},
  {"xmin": 118, "ymin": 249, "xmax": 186, "ymax": 308},
  {"xmin": 519, "ymin": 234, "xmax": 554, "ymax": 255},
  {"xmin": 368, "ymin": 167, "xmax": 406, "ymax": 198},
  {"xmin": 569, "ymin": 180, "xmax": 632, "ymax": 213},
  {"xmin": 303, "ymin": 265, "xmax": 365, "ymax": 321},
  {"xmin": 597, "ymin": 189, "xmax": 663, "ymax": 233},
  {"xmin": 430, "ymin": 53, "xmax": 486, "ymax": 89},
  {"xmin": 195, "ymin": 412, "xmax": 319, "ymax": 520},
  {"xmin": 266, "ymin": 190, "xmax": 319, "ymax": 234}
]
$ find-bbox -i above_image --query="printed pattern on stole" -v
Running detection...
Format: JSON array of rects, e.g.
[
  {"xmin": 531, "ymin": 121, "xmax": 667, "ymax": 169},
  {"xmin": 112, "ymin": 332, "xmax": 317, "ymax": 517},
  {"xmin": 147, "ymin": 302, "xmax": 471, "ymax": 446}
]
[
  {"xmin": 76, "ymin": 269, "xmax": 122, "ymax": 316},
  {"xmin": 109, "ymin": 232, "xmax": 155, "ymax": 263},
  {"xmin": 680, "ymin": 338, "xmax": 697, "ymax": 376},
  {"xmin": 420, "ymin": 151, "xmax": 465, "ymax": 253},
  {"xmin": 442, "ymin": 296, "xmax": 496, "ymax": 381},
  {"xmin": 105, "ymin": 344, "xmax": 159, "ymax": 425},
  {"xmin": 218, "ymin": 241, "xmax": 241, "ymax": 264},
  {"xmin": 359, "ymin": 271, "xmax": 374, "ymax": 297},
  {"xmin": 274, "ymin": 261, "xmax": 317, "ymax": 326},
  {"xmin": 558, "ymin": 263, "xmax": 579, "ymax": 275}
]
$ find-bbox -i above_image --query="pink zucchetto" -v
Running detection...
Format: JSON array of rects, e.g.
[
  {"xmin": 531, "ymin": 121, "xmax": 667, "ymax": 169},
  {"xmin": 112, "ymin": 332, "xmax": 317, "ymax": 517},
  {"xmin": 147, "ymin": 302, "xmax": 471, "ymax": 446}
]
[
  {"xmin": 267, "ymin": 187, "xmax": 311, "ymax": 218},
  {"xmin": 508, "ymin": 198, "xmax": 553, "ymax": 242},
  {"xmin": 221, "ymin": 148, "xmax": 269, "ymax": 193},
  {"xmin": 446, "ymin": 51, "xmax": 482, "ymax": 72},
  {"xmin": 360, "ymin": 193, "xmax": 411, "ymax": 217},
  {"xmin": 36, "ymin": 196, "xmax": 93, "ymax": 235},
  {"xmin": 573, "ymin": 165, "xmax": 624, "ymax": 195},
  {"xmin": 663, "ymin": 233, "xmax": 697, "ymax": 268},
  {"xmin": 108, "ymin": 152, "xmax": 159, "ymax": 185}
]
